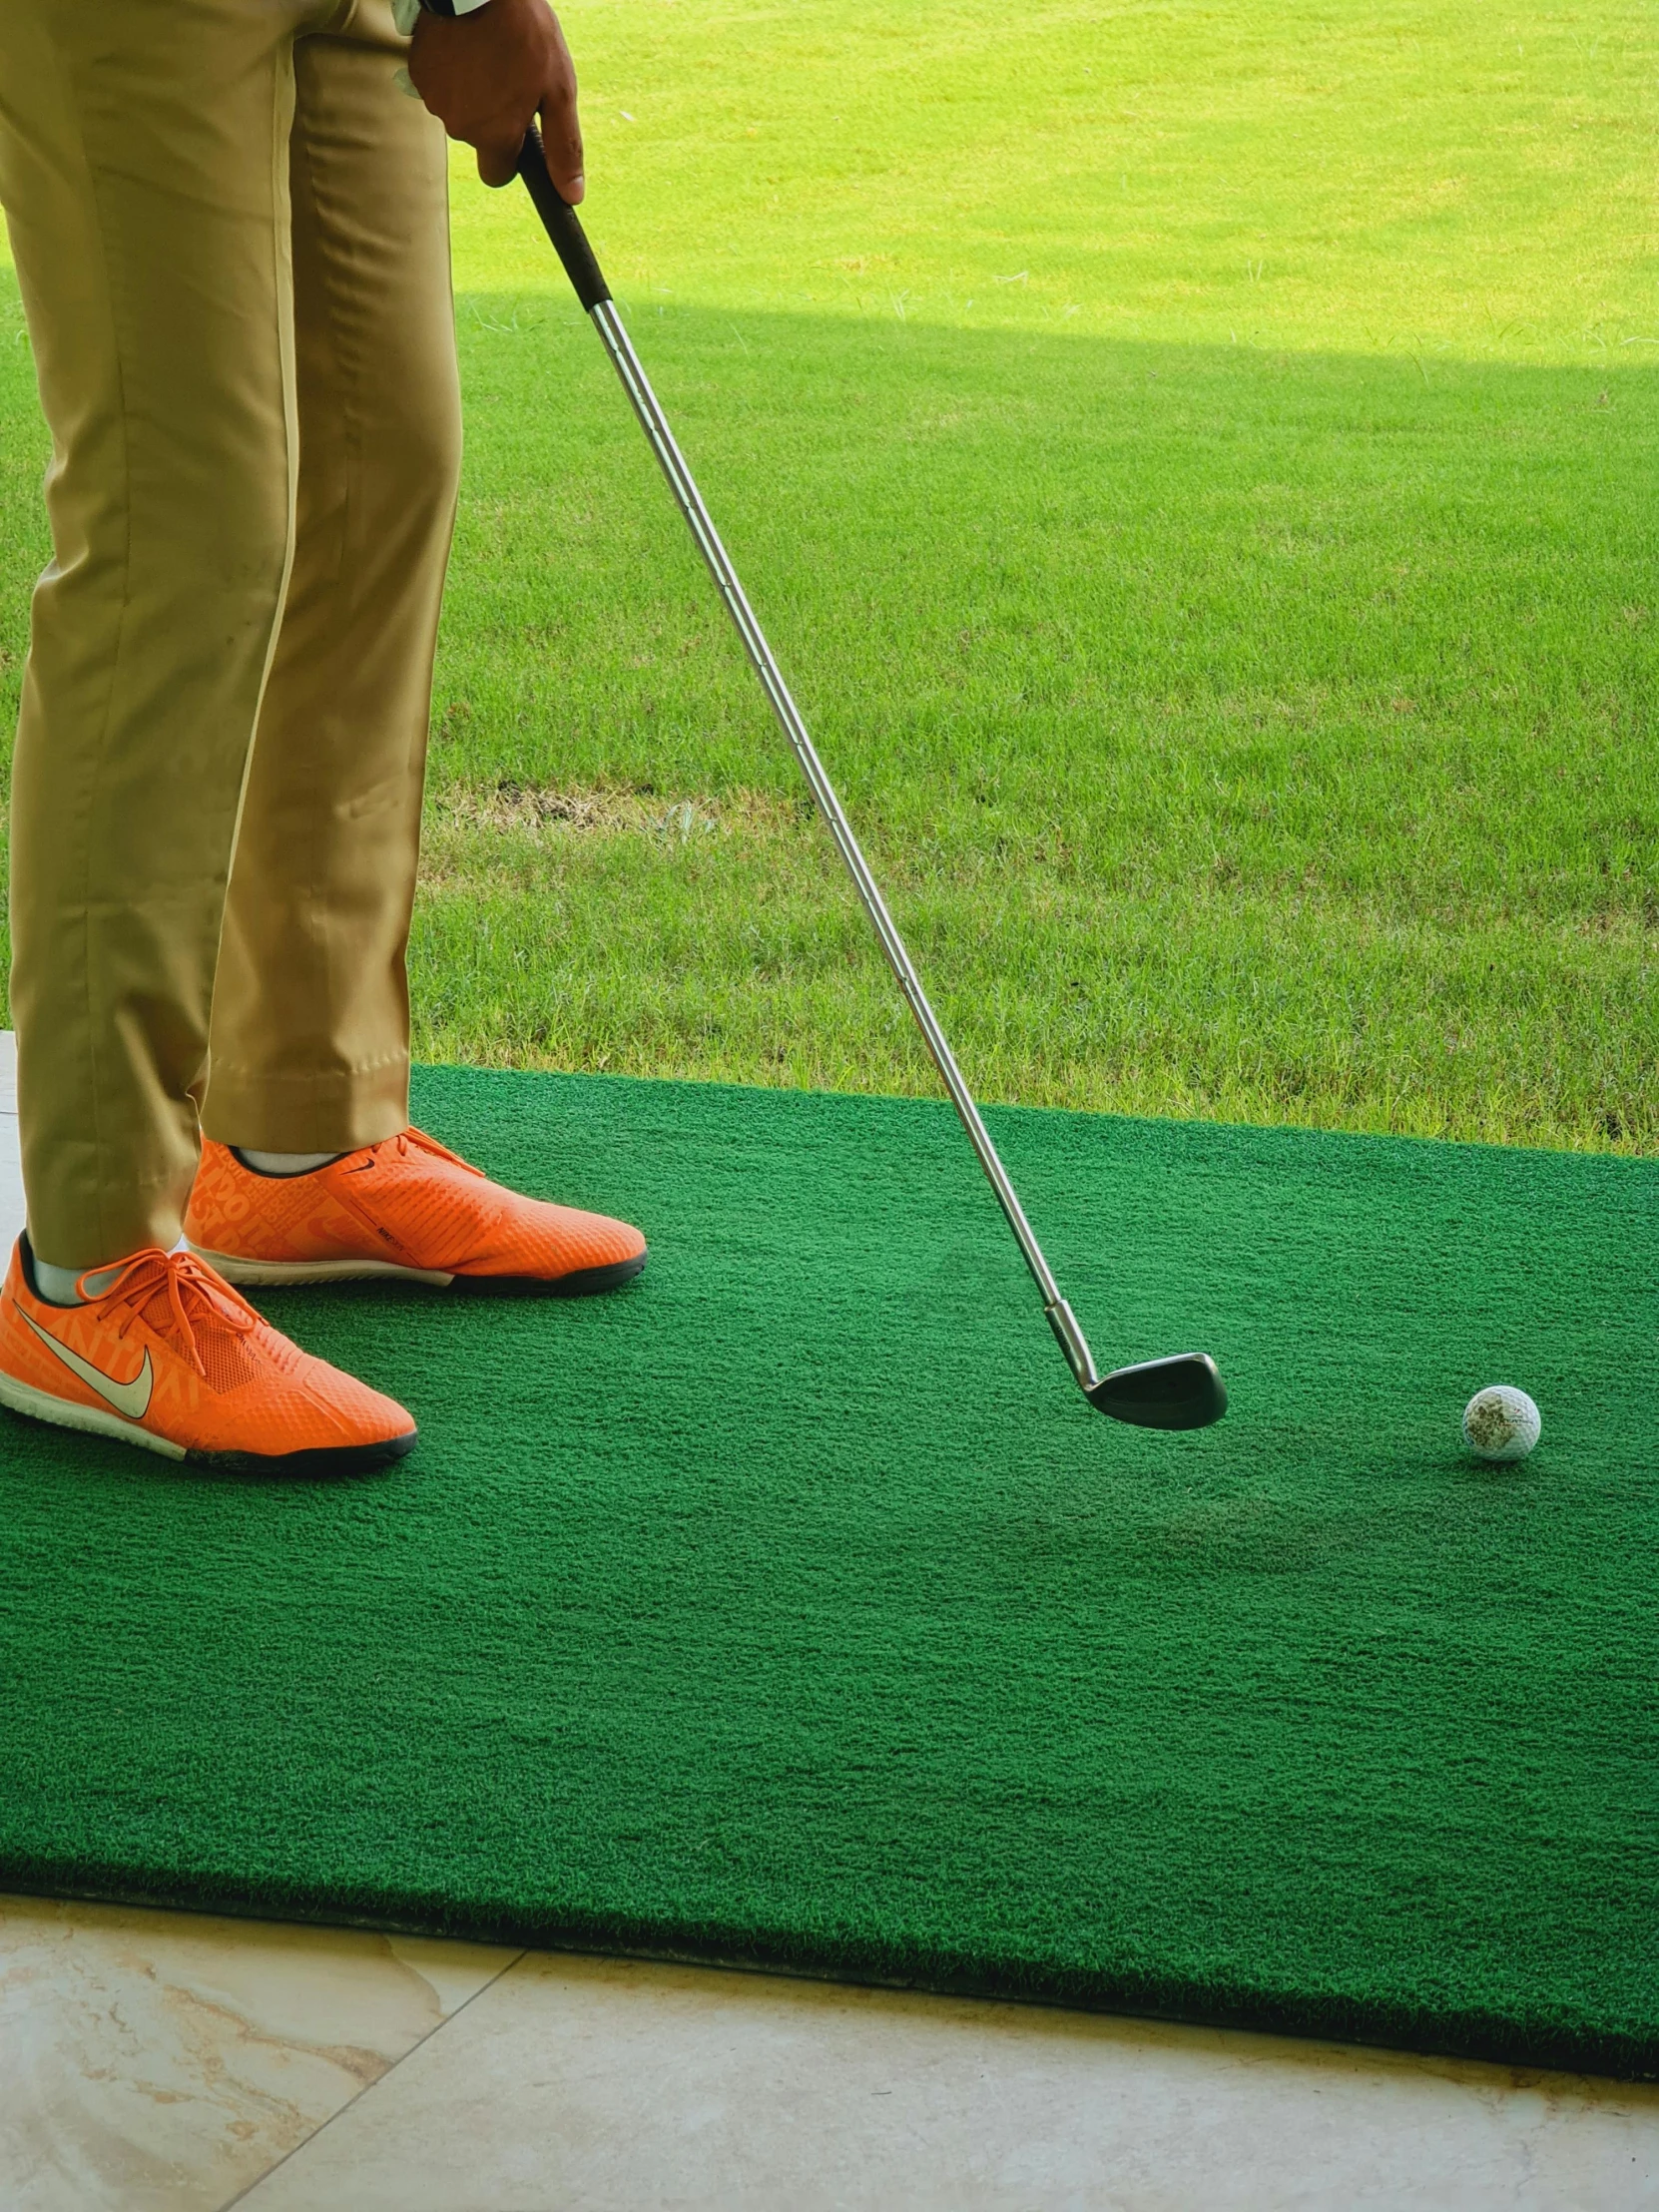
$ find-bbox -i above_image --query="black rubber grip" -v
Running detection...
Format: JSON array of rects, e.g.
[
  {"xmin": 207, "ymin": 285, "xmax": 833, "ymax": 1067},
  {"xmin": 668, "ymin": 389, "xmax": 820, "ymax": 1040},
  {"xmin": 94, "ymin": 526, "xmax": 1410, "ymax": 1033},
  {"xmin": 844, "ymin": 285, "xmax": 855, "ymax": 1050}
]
[{"xmin": 517, "ymin": 129, "xmax": 611, "ymax": 311}]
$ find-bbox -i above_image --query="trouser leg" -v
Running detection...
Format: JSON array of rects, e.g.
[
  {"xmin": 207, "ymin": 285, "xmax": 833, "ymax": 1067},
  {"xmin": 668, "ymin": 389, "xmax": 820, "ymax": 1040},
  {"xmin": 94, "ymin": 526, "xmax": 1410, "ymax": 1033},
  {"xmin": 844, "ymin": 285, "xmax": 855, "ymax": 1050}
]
[
  {"xmin": 0, "ymin": 0, "xmax": 316, "ymax": 1268},
  {"xmin": 202, "ymin": 4, "xmax": 460, "ymax": 1154}
]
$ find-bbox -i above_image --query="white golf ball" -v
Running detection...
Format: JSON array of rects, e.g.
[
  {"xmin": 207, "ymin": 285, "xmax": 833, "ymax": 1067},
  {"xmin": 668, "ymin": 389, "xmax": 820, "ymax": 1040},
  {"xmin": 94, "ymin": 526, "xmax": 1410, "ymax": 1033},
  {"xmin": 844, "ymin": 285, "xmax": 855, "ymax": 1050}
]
[{"xmin": 1461, "ymin": 1385, "xmax": 1541, "ymax": 1463}]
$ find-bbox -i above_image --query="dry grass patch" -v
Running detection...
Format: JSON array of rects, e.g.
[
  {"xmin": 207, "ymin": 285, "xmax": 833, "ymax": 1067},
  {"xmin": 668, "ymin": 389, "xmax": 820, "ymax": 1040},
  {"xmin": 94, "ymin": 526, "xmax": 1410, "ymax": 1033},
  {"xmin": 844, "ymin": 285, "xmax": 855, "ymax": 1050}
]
[
  {"xmin": 427, "ymin": 779, "xmax": 805, "ymax": 845},
  {"xmin": 420, "ymin": 780, "xmax": 818, "ymax": 892}
]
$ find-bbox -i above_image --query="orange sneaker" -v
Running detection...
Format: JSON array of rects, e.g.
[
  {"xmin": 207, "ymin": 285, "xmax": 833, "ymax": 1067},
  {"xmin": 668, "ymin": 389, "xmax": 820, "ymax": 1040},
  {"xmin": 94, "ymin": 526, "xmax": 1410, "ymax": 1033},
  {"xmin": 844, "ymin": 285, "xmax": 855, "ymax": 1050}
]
[
  {"xmin": 184, "ymin": 1129, "xmax": 649, "ymax": 1295},
  {"xmin": 0, "ymin": 1239, "xmax": 417, "ymax": 1472}
]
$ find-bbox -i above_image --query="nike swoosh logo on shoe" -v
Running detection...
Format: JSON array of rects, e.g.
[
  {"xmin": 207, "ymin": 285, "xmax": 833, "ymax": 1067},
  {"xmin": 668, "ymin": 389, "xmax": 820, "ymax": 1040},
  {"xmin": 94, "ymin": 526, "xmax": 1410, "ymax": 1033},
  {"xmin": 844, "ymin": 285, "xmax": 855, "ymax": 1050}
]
[{"xmin": 19, "ymin": 1311, "xmax": 155, "ymax": 1420}]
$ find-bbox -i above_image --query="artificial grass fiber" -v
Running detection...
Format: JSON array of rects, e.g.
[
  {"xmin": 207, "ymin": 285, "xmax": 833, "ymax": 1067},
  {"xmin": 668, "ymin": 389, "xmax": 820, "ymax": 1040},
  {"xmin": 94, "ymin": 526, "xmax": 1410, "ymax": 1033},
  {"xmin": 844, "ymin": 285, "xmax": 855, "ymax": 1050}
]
[{"xmin": 1, "ymin": 1066, "xmax": 1656, "ymax": 2075}]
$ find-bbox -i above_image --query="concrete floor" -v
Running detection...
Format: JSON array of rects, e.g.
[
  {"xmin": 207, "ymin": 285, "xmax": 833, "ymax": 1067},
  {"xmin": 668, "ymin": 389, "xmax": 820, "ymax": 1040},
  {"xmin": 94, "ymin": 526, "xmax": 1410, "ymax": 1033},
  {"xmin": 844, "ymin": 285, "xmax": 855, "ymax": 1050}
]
[{"xmin": 3, "ymin": 1035, "xmax": 1657, "ymax": 2208}]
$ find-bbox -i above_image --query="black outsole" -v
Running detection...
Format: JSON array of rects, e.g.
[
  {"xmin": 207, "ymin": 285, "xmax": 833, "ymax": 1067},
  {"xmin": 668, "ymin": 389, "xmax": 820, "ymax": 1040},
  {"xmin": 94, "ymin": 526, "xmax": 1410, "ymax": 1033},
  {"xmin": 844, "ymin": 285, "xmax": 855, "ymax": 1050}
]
[
  {"xmin": 448, "ymin": 1253, "xmax": 649, "ymax": 1299},
  {"xmin": 193, "ymin": 1428, "xmax": 420, "ymax": 1477}
]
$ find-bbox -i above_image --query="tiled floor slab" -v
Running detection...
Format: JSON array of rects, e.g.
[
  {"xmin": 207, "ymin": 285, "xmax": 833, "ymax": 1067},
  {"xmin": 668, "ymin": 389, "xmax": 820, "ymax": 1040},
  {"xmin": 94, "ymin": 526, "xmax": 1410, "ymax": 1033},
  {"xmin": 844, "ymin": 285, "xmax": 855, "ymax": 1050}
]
[
  {"xmin": 0, "ymin": 1893, "xmax": 517, "ymax": 2212},
  {"xmin": 239, "ymin": 1949, "xmax": 1659, "ymax": 2212}
]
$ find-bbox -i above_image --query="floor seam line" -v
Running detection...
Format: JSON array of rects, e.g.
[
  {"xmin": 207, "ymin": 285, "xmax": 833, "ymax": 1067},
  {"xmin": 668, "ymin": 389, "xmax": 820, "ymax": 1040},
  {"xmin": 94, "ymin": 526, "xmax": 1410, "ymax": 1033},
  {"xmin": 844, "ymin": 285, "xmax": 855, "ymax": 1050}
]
[{"xmin": 215, "ymin": 1946, "xmax": 528, "ymax": 2212}]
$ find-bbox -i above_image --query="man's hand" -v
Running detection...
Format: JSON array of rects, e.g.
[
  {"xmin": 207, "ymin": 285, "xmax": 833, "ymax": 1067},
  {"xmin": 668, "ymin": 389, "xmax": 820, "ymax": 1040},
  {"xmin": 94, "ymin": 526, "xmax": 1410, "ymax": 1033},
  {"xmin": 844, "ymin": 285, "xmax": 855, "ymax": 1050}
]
[{"xmin": 408, "ymin": 0, "xmax": 584, "ymax": 201}]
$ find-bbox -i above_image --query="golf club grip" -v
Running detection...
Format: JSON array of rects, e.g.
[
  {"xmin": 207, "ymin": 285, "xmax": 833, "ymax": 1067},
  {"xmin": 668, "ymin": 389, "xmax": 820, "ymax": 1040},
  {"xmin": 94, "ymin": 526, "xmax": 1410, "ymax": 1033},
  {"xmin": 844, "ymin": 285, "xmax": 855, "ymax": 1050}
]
[{"xmin": 517, "ymin": 129, "xmax": 611, "ymax": 311}]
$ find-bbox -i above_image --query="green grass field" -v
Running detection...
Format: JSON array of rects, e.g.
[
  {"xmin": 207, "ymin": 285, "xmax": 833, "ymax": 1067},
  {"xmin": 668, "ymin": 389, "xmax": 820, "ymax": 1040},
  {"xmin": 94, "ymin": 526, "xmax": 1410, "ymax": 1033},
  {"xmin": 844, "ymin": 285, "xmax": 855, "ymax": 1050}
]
[{"xmin": 2, "ymin": 0, "xmax": 1655, "ymax": 1148}]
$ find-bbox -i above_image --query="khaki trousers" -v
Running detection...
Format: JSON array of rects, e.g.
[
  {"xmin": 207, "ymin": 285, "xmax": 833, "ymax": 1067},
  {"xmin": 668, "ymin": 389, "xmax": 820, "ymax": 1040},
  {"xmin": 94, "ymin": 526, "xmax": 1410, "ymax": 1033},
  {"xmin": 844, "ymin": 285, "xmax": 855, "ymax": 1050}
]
[{"xmin": 0, "ymin": 0, "xmax": 461, "ymax": 1269}]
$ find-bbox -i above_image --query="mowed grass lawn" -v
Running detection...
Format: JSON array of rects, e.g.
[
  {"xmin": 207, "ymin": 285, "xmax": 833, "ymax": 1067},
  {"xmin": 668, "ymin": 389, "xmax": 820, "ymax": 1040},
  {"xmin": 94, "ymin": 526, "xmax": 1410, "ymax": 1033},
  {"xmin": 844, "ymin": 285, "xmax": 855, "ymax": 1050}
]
[{"xmin": 2, "ymin": 0, "xmax": 1655, "ymax": 1149}]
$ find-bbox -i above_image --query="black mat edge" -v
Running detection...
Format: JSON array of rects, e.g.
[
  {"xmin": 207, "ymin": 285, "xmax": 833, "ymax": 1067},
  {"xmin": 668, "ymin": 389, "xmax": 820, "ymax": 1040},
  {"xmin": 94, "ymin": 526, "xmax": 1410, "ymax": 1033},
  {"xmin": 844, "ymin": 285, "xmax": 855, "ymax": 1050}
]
[{"xmin": 4, "ymin": 1864, "xmax": 1653, "ymax": 2085}]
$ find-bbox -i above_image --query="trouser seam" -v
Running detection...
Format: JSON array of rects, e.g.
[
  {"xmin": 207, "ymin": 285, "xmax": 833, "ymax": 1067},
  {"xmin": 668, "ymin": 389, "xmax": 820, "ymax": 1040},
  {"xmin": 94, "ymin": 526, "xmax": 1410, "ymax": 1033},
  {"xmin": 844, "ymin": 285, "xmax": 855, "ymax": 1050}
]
[{"xmin": 54, "ymin": 53, "xmax": 136, "ymax": 1268}]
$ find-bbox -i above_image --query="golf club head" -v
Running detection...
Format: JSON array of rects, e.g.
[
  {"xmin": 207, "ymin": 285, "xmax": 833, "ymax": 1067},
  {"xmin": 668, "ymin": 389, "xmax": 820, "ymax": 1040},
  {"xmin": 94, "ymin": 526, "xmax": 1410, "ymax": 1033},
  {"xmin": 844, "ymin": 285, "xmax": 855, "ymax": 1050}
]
[{"xmin": 1086, "ymin": 1352, "xmax": 1227, "ymax": 1431}]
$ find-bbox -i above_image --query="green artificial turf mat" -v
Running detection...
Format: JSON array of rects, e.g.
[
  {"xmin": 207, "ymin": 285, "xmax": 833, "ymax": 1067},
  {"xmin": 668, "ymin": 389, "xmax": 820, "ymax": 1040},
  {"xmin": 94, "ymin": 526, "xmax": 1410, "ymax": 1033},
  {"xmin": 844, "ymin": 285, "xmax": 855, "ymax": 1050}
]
[{"xmin": 1, "ymin": 1066, "xmax": 1656, "ymax": 2075}]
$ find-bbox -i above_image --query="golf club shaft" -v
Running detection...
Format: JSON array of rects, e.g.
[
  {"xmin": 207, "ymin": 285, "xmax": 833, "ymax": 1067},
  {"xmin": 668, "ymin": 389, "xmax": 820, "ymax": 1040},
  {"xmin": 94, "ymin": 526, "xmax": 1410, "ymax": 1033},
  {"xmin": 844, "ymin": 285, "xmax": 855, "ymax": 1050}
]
[{"xmin": 518, "ymin": 142, "xmax": 1109, "ymax": 1386}]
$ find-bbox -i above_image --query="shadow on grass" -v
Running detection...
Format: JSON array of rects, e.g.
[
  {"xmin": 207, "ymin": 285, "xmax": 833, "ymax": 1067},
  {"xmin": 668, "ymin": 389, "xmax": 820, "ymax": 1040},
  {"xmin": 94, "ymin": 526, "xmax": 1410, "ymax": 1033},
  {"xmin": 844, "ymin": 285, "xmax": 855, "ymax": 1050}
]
[
  {"xmin": 435, "ymin": 293, "xmax": 1659, "ymax": 810},
  {"xmin": 2, "ymin": 283, "xmax": 1654, "ymax": 1142}
]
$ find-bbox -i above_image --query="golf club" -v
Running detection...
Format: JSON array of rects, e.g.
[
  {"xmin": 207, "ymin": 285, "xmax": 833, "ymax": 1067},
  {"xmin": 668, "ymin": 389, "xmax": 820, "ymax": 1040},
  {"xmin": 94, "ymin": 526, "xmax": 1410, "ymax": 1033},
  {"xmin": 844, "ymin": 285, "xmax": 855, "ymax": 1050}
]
[{"xmin": 516, "ymin": 133, "xmax": 1226, "ymax": 1433}]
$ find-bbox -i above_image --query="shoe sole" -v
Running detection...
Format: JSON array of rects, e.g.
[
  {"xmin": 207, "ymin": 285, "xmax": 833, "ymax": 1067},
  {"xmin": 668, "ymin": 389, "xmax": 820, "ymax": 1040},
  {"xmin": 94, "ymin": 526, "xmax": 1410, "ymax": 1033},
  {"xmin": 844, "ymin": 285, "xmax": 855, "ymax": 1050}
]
[
  {"xmin": 189, "ymin": 1249, "xmax": 455, "ymax": 1288},
  {"xmin": 0, "ymin": 1369, "xmax": 417, "ymax": 1475},
  {"xmin": 188, "ymin": 1244, "xmax": 648, "ymax": 1298}
]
